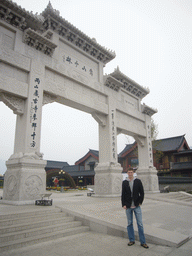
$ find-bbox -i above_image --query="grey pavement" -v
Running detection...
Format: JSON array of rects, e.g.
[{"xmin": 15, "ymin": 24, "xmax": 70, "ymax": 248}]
[{"xmin": 0, "ymin": 189, "xmax": 192, "ymax": 256}]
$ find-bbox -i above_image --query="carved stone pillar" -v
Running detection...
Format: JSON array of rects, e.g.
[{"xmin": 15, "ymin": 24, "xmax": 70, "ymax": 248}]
[
  {"xmin": 2, "ymin": 60, "xmax": 47, "ymax": 204},
  {"xmin": 92, "ymin": 105, "xmax": 123, "ymax": 197},
  {"xmin": 134, "ymin": 115, "xmax": 159, "ymax": 193}
]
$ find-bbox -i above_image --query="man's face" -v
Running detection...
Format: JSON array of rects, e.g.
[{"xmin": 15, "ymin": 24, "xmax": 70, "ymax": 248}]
[{"xmin": 127, "ymin": 170, "xmax": 134, "ymax": 179}]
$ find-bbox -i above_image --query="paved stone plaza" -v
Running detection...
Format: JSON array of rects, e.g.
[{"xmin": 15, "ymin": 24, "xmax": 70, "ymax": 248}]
[{"xmin": 0, "ymin": 189, "xmax": 192, "ymax": 256}]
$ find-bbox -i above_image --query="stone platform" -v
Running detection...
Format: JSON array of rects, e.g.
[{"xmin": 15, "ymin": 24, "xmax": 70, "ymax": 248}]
[{"xmin": 0, "ymin": 189, "xmax": 192, "ymax": 256}]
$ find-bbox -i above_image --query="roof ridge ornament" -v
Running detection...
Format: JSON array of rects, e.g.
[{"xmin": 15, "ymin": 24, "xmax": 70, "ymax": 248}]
[
  {"xmin": 45, "ymin": 1, "xmax": 60, "ymax": 16},
  {"xmin": 48, "ymin": 1, "xmax": 53, "ymax": 9}
]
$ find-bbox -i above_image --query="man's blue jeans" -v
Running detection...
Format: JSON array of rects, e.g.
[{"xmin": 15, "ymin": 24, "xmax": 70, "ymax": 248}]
[{"xmin": 126, "ymin": 206, "xmax": 146, "ymax": 244}]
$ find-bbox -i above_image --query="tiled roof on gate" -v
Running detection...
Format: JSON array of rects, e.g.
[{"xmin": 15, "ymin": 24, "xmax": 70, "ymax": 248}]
[
  {"xmin": 41, "ymin": 2, "xmax": 116, "ymax": 64},
  {"xmin": 0, "ymin": 0, "xmax": 44, "ymax": 30},
  {"xmin": 152, "ymin": 135, "xmax": 189, "ymax": 152}
]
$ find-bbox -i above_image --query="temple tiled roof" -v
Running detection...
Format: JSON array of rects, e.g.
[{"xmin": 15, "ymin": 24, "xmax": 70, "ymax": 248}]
[
  {"xmin": 75, "ymin": 149, "xmax": 99, "ymax": 165},
  {"xmin": 152, "ymin": 135, "xmax": 189, "ymax": 152},
  {"xmin": 46, "ymin": 160, "xmax": 69, "ymax": 169},
  {"xmin": 118, "ymin": 142, "xmax": 137, "ymax": 158}
]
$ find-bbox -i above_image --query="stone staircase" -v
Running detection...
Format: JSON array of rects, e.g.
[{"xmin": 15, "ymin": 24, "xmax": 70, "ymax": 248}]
[
  {"xmin": 0, "ymin": 208, "xmax": 89, "ymax": 252},
  {"xmin": 164, "ymin": 191, "xmax": 192, "ymax": 202}
]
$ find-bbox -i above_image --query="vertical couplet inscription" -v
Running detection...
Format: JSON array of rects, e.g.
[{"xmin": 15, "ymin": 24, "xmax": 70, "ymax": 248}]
[
  {"xmin": 148, "ymin": 125, "xmax": 153, "ymax": 167},
  {"xmin": 111, "ymin": 109, "xmax": 116, "ymax": 161},
  {"xmin": 29, "ymin": 78, "xmax": 40, "ymax": 148}
]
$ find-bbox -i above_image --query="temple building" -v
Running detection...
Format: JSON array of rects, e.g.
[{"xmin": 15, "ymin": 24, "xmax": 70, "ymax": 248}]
[{"xmin": 45, "ymin": 135, "xmax": 192, "ymax": 187}]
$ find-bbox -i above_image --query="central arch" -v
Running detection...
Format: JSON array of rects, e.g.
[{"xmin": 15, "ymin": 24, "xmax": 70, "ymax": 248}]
[{"xmin": 41, "ymin": 102, "xmax": 98, "ymax": 165}]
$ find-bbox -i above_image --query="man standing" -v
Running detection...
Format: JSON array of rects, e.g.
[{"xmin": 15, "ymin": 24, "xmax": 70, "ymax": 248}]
[{"xmin": 121, "ymin": 168, "xmax": 149, "ymax": 249}]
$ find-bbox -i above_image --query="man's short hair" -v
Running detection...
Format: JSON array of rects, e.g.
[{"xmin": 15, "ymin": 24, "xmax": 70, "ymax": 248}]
[{"xmin": 127, "ymin": 167, "xmax": 134, "ymax": 171}]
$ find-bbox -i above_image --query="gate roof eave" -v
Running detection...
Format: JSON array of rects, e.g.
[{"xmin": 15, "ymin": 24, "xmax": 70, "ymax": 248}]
[
  {"xmin": 0, "ymin": 0, "xmax": 43, "ymax": 30},
  {"xmin": 106, "ymin": 67, "xmax": 150, "ymax": 99},
  {"xmin": 41, "ymin": 2, "xmax": 116, "ymax": 64}
]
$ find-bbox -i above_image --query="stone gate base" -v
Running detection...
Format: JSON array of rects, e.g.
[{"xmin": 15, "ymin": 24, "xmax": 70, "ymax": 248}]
[
  {"xmin": 2, "ymin": 153, "xmax": 47, "ymax": 205},
  {"xmin": 94, "ymin": 163, "xmax": 123, "ymax": 197},
  {"xmin": 137, "ymin": 167, "xmax": 159, "ymax": 193}
]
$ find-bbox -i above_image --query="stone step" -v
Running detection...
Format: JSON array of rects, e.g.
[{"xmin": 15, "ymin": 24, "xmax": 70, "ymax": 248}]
[
  {"xmin": 0, "ymin": 208, "xmax": 60, "ymax": 220},
  {"xmin": 184, "ymin": 197, "xmax": 192, "ymax": 202},
  {"xmin": 0, "ymin": 220, "xmax": 83, "ymax": 243},
  {"xmin": 0, "ymin": 216, "xmax": 74, "ymax": 234},
  {"xmin": 168, "ymin": 195, "xmax": 192, "ymax": 201},
  {"xmin": 0, "ymin": 211, "xmax": 68, "ymax": 227},
  {"xmin": 164, "ymin": 192, "xmax": 192, "ymax": 202},
  {"xmin": 0, "ymin": 208, "xmax": 90, "ymax": 252},
  {"xmin": 0, "ymin": 226, "xmax": 90, "ymax": 252}
]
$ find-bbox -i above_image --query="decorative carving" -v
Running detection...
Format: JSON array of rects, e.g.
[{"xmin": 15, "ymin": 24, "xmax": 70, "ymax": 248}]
[
  {"xmin": 41, "ymin": 4, "xmax": 115, "ymax": 64},
  {"xmin": 0, "ymin": 0, "xmax": 43, "ymax": 31},
  {"xmin": 0, "ymin": 4, "xmax": 27, "ymax": 30},
  {"xmin": 142, "ymin": 103, "xmax": 157, "ymax": 117},
  {"xmin": 104, "ymin": 75, "xmax": 120, "ymax": 92},
  {"xmin": 0, "ymin": 93, "xmax": 24, "ymax": 115},
  {"xmin": 105, "ymin": 67, "xmax": 150, "ymax": 99},
  {"xmin": 95, "ymin": 177, "xmax": 109, "ymax": 194},
  {"xmin": 0, "ymin": 0, "xmax": 115, "ymax": 63},
  {"xmin": 7, "ymin": 175, "xmax": 17, "ymax": 197},
  {"xmin": 113, "ymin": 177, "xmax": 122, "ymax": 193},
  {"xmin": 23, "ymin": 152, "xmax": 43, "ymax": 160},
  {"xmin": 9, "ymin": 152, "xmax": 43, "ymax": 160},
  {"xmin": 23, "ymin": 28, "xmax": 57, "ymax": 57},
  {"xmin": 24, "ymin": 175, "xmax": 43, "ymax": 199}
]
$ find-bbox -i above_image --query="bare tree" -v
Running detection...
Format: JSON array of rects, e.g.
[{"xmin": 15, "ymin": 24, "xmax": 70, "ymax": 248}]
[{"xmin": 151, "ymin": 118, "xmax": 159, "ymax": 141}]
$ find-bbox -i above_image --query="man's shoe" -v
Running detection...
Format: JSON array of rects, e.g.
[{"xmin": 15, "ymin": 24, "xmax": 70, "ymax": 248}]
[
  {"xmin": 141, "ymin": 243, "xmax": 149, "ymax": 249},
  {"xmin": 128, "ymin": 241, "xmax": 135, "ymax": 246}
]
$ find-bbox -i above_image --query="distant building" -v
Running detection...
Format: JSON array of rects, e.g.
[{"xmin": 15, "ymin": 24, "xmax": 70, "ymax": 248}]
[
  {"xmin": 118, "ymin": 141, "xmax": 138, "ymax": 172},
  {"xmin": 45, "ymin": 135, "xmax": 192, "ymax": 187},
  {"xmin": 118, "ymin": 135, "xmax": 192, "ymax": 177},
  {"xmin": 153, "ymin": 135, "xmax": 192, "ymax": 176},
  {"xmin": 75, "ymin": 149, "xmax": 99, "ymax": 172},
  {"xmin": 45, "ymin": 155, "xmax": 96, "ymax": 187}
]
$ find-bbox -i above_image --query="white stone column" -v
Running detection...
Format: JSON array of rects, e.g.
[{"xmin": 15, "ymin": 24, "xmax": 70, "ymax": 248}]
[
  {"xmin": 134, "ymin": 115, "xmax": 159, "ymax": 193},
  {"xmin": 93, "ymin": 103, "xmax": 123, "ymax": 197},
  {"xmin": 3, "ymin": 60, "xmax": 47, "ymax": 204}
]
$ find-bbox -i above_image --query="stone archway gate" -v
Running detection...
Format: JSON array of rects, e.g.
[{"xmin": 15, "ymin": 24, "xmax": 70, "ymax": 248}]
[{"xmin": 0, "ymin": 1, "xmax": 159, "ymax": 204}]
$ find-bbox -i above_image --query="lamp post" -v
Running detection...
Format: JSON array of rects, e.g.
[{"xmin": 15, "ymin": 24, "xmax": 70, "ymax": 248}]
[
  {"xmin": 78, "ymin": 176, "xmax": 84, "ymax": 188},
  {"xmin": 59, "ymin": 169, "xmax": 65, "ymax": 192}
]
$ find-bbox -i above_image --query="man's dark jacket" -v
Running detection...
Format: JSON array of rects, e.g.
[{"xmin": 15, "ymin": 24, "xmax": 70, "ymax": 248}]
[{"xmin": 121, "ymin": 178, "xmax": 144, "ymax": 208}]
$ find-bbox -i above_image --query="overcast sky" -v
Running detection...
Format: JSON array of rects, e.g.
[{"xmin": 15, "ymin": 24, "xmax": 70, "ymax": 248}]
[{"xmin": 1, "ymin": 0, "xmax": 192, "ymax": 175}]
